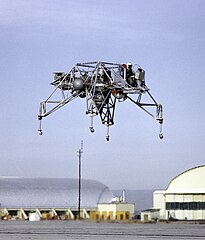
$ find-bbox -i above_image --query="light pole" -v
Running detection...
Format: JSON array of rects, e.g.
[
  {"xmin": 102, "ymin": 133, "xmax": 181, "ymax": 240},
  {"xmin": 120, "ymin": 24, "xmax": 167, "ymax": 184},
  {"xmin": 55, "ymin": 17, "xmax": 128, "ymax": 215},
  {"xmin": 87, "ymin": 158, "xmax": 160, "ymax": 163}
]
[{"xmin": 77, "ymin": 140, "xmax": 83, "ymax": 219}]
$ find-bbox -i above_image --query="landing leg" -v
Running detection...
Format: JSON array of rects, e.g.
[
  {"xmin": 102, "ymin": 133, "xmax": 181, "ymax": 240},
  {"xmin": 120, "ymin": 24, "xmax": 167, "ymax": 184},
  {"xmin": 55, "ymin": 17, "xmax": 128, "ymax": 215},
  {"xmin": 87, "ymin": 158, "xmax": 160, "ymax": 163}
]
[
  {"xmin": 38, "ymin": 119, "xmax": 43, "ymax": 135},
  {"xmin": 106, "ymin": 126, "xmax": 110, "ymax": 141},
  {"xmin": 159, "ymin": 123, "xmax": 163, "ymax": 139},
  {"xmin": 89, "ymin": 116, "xmax": 95, "ymax": 133}
]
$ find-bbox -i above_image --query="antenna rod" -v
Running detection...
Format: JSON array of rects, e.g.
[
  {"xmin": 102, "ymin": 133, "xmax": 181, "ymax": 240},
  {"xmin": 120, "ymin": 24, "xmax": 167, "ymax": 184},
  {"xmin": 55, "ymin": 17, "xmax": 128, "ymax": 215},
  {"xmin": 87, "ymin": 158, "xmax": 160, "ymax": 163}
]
[{"xmin": 77, "ymin": 140, "xmax": 83, "ymax": 219}]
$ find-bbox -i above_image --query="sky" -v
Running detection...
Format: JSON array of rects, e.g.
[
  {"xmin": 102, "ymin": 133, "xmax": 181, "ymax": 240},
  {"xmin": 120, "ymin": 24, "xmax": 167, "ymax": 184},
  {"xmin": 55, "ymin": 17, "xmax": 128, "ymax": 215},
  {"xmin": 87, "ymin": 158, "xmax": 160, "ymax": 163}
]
[{"xmin": 0, "ymin": 0, "xmax": 205, "ymax": 190}]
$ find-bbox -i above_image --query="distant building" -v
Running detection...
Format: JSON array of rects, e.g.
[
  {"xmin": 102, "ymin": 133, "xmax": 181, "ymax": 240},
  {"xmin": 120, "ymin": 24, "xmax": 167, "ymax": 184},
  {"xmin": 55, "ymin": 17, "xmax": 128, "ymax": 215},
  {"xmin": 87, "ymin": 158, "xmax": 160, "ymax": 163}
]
[
  {"xmin": 0, "ymin": 177, "xmax": 113, "ymax": 209},
  {"xmin": 141, "ymin": 208, "xmax": 160, "ymax": 222},
  {"xmin": 95, "ymin": 202, "xmax": 135, "ymax": 221},
  {"xmin": 0, "ymin": 177, "xmax": 134, "ymax": 220},
  {"xmin": 149, "ymin": 165, "xmax": 205, "ymax": 221}
]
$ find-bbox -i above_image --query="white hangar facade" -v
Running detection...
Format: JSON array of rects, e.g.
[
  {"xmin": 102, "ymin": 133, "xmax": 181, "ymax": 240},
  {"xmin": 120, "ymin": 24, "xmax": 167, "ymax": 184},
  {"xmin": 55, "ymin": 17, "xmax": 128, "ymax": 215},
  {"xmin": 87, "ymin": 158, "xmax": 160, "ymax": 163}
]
[{"xmin": 153, "ymin": 165, "xmax": 205, "ymax": 221}]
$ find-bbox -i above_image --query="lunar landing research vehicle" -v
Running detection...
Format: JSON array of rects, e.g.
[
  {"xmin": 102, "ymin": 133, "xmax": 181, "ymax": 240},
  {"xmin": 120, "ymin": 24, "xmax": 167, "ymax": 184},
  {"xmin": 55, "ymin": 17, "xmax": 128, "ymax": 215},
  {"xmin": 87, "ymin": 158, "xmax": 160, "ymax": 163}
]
[{"xmin": 38, "ymin": 61, "xmax": 163, "ymax": 141}]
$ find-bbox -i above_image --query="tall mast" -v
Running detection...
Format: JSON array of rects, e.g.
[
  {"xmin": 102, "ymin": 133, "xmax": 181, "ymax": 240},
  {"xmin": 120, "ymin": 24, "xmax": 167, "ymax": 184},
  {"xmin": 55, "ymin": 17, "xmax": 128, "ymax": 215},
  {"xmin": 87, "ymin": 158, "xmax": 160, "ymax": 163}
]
[{"xmin": 77, "ymin": 140, "xmax": 83, "ymax": 219}]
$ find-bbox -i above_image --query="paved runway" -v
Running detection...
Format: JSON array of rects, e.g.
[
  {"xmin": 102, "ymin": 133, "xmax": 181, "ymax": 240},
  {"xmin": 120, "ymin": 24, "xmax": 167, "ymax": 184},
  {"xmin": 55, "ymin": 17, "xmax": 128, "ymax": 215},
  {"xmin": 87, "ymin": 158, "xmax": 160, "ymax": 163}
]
[{"xmin": 0, "ymin": 221, "xmax": 205, "ymax": 239}]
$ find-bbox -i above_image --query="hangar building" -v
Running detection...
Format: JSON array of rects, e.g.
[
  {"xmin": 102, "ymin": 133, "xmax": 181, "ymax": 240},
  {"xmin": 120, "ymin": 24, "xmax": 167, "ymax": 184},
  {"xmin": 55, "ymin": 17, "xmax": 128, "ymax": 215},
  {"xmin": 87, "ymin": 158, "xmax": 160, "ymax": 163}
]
[
  {"xmin": 152, "ymin": 165, "xmax": 205, "ymax": 221},
  {"xmin": 0, "ymin": 177, "xmax": 112, "ymax": 209},
  {"xmin": 0, "ymin": 177, "xmax": 134, "ymax": 220}
]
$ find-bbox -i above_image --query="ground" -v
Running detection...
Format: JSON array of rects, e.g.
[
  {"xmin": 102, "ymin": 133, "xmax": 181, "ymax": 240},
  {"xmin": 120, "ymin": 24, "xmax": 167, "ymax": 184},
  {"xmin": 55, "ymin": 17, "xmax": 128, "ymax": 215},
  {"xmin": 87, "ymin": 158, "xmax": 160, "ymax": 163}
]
[{"xmin": 0, "ymin": 220, "xmax": 205, "ymax": 239}]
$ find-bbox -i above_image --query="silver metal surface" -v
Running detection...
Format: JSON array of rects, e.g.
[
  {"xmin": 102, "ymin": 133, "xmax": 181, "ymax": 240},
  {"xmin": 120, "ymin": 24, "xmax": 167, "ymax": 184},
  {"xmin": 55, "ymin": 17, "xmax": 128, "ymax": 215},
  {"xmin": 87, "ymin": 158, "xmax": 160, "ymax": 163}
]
[{"xmin": 38, "ymin": 61, "xmax": 163, "ymax": 140}]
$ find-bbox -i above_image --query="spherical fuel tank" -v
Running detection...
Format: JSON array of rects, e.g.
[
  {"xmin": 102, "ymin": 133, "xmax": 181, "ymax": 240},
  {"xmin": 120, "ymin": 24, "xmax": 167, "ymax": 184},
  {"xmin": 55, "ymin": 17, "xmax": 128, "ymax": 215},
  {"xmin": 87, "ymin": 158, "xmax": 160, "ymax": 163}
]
[{"xmin": 73, "ymin": 78, "xmax": 84, "ymax": 91}]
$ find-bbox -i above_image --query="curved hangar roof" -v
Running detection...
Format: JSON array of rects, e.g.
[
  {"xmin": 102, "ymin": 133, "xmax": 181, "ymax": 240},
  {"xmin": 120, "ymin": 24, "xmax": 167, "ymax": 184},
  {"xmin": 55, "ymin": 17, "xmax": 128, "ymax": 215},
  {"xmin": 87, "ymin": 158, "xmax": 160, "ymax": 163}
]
[
  {"xmin": 0, "ymin": 177, "xmax": 113, "ymax": 208},
  {"xmin": 166, "ymin": 165, "xmax": 205, "ymax": 194}
]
